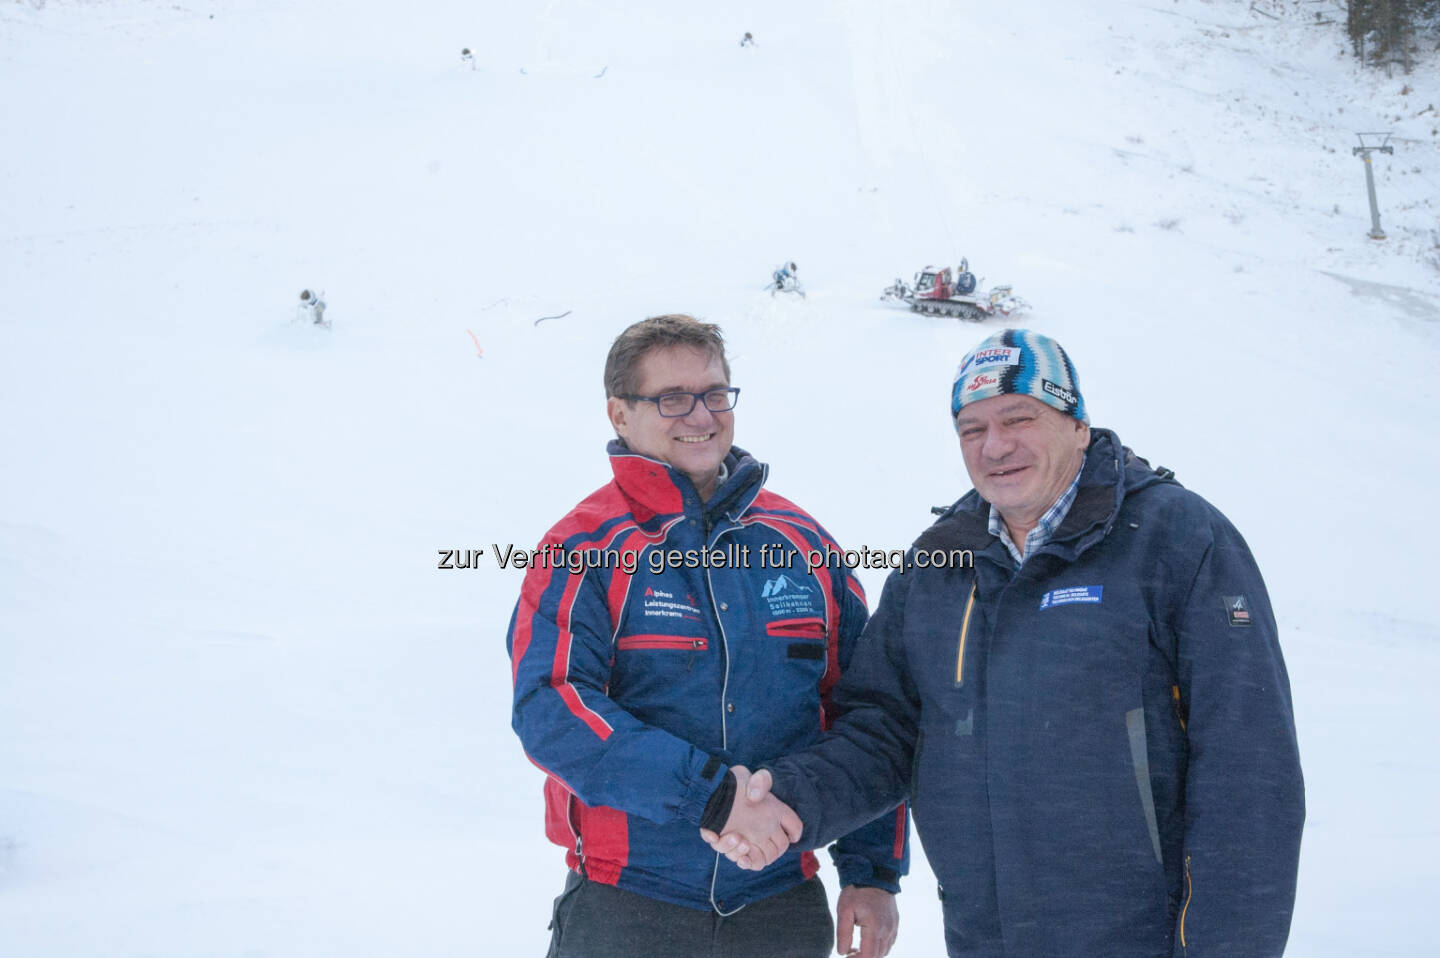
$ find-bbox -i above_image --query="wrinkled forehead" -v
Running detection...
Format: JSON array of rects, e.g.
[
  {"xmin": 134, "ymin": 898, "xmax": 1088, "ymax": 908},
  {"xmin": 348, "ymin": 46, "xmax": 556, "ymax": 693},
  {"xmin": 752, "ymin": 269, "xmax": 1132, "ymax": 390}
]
[
  {"xmin": 632, "ymin": 344, "xmax": 730, "ymax": 391},
  {"xmin": 954, "ymin": 393, "xmax": 1051, "ymax": 426}
]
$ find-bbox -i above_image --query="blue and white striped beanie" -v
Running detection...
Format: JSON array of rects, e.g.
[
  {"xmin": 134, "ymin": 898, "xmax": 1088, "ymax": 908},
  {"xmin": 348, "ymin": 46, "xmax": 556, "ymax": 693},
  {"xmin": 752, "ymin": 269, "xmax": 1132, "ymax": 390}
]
[{"xmin": 950, "ymin": 329, "xmax": 1088, "ymax": 423}]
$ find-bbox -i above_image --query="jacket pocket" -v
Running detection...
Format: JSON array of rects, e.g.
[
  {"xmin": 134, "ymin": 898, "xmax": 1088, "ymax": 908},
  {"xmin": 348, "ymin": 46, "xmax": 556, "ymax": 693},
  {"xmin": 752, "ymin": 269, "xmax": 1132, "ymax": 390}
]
[
  {"xmin": 765, "ymin": 616, "xmax": 826, "ymax": 639},
  {"xmin": 1125, "ymin": 707, "xmax": 1164, "ymax": 866},
  {"xmin": 616, "ymin": 634, "xmax": 708, "ymax": 651}
]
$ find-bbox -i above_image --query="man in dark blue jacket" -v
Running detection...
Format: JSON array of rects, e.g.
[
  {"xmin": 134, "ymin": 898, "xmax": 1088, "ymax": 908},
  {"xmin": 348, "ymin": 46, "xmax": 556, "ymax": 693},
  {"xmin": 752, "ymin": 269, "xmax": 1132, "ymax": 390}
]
[
  {"xmin": 509, "ymin": 314, "xmax": 908, "ymax": 958},
  {"xmin": 706, "ymin": 329, "xmax": 1305, "ymax": 957}
]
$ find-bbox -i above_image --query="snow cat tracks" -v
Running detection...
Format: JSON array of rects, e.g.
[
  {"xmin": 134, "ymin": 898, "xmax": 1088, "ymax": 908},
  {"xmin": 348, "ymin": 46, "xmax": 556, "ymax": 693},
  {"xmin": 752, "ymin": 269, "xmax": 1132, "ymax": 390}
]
[{"xmin": 911, "ymin": 299, "xmax": 986, "ymax": 321}]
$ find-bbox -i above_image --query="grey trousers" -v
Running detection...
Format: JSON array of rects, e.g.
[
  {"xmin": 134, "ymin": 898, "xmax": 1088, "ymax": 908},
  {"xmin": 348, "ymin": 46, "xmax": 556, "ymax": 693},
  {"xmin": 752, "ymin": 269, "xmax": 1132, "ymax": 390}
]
[{"xmin": 546, "ymin": 870, "xmax": 833, "ymax": 958}]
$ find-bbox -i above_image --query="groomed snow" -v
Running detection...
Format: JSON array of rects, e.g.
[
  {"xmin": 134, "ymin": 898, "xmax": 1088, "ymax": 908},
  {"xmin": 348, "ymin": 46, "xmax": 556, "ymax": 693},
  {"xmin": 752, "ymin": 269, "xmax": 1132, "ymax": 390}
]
[{"xmin": 2, "ymin": 0, "xmax": 1437, "ymax": 954}]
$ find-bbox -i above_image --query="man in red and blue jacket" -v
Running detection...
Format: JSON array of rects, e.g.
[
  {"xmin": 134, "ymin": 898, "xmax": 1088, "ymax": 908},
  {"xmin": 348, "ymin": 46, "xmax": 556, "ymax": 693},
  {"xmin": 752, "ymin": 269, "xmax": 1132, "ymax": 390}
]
[{"xmin": 508, "ymin": 314, "xmax": 908, "ymax": 958}]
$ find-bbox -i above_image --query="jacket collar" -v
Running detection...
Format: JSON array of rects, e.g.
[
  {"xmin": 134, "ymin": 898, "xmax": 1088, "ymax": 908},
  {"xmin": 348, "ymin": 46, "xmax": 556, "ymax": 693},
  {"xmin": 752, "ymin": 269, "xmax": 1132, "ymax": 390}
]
[
  {"xmin": 607, "ymin": 440, "xmax": 767, "ymax": 526},
  {"xmin": 1041, "ymin": 430, "xmax": 1127, "ymax": 561}
]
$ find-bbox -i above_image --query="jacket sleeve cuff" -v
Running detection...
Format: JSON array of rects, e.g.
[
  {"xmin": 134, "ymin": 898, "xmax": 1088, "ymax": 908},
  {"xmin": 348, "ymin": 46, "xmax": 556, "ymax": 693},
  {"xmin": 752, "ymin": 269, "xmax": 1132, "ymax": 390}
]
[
  {"xmin": 698, "ymin": 770, "xmax": 737, "ymax": 832},
  {"xmin": 677, "ymin": 754, "xmax": 730, "ymax": 826},
  {"xmin": 832, "ymin": 852, "xmax": 903, "ymax": 893}
]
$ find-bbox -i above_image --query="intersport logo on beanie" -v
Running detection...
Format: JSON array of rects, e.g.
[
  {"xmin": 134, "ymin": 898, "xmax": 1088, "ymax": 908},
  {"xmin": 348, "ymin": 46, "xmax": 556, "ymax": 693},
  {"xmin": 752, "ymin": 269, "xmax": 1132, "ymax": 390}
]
[{"xmin": 950, "ymin": 329, "xmax": 1088, "ymax": 423}]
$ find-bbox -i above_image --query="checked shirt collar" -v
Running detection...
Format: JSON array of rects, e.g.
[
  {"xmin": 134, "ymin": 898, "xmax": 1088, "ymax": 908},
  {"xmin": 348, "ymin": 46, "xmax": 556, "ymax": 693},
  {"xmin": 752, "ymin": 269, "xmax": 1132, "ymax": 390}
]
[{"xmin": 988, "ymin": 454, "xmax": 1087, "ymax": 567}]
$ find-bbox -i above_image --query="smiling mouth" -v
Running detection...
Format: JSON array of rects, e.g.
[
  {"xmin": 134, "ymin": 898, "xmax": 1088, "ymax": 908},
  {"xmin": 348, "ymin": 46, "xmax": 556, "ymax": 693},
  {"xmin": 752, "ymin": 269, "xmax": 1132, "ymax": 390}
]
[
  {"xmin": 991, "ymin": 465, "xmax": 1028, "ymax": 478},
  {"xmin": 677, "ymin": 433, "xmax": 715, "ymax": 444}
]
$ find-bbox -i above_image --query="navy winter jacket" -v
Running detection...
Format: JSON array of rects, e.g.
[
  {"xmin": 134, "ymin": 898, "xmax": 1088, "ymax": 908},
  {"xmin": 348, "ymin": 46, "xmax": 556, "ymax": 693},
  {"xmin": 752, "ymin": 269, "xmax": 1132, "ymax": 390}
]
[
  {"xmin": 764, "ymin": 429, "xmax": 1304, "ymax": 957},
  {"xmin": 508, "ymin": 442, "xmax": 908, "ymax": 914}
]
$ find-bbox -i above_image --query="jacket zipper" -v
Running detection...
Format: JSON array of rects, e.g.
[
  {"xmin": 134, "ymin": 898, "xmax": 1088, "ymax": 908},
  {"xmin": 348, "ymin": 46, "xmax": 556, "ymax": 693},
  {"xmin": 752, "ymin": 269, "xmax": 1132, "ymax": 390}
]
[
  {"xmin": 705, "ymin": 562, "xmax": 744, "ymax": 916},
  {"xmin": 1180, "ymin": 853, "xmax": 1193, "ymax": 952},
  {"xmin": 567, "ymin": 793, "xmax": 585, "ymax": 877},
  {"xmin": 616, "ymin": 635, "xmax": 708, "ymax": 651},
  {"xmin": 765, "ymin": 616, "xmax": 826, "ymax": 639},
  {"xmin": 955, "ymin": 582, "xmax": 977, "ymax": 686},
  {"xmin": 706, "ymin": 565, "xmax": 732, "ymax": 751}
]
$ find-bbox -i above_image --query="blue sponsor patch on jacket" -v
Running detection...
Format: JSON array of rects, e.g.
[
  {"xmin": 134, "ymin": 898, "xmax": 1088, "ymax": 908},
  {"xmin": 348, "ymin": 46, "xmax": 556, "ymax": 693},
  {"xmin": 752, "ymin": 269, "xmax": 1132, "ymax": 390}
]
[{"xmin": 1038, "ymin": 586, "xmax": 1103, "ymax": 610}]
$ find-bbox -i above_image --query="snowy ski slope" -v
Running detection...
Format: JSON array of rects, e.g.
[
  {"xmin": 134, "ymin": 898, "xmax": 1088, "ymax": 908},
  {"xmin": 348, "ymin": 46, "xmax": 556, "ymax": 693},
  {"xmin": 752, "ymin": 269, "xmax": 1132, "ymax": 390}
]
[{"xmin": 2, "ymin": 0, "xmax": 1438, "ymax": 954}]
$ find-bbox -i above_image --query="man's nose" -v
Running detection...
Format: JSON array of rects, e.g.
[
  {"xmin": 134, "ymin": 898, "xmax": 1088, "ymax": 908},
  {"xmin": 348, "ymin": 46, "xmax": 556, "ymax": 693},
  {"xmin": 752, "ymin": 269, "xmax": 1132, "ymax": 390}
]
[
  {"xmin": 681, "ymin": 400, "xmax": 717, "ymax": 425},
  {"xmin": 982, "ymin": 427, "xmax": 1014, "ymax": 459}
]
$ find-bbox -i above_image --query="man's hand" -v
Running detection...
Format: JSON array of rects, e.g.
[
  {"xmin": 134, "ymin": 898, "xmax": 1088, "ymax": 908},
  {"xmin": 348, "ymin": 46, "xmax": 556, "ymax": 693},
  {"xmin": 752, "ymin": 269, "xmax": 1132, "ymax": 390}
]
[
  {"xmin": 836, "ymin": 885, "xmax": 899, "ymax": 958},
  {"xmin": 699, "ymin": 766, "xmax": 802, "ymax": 870}
]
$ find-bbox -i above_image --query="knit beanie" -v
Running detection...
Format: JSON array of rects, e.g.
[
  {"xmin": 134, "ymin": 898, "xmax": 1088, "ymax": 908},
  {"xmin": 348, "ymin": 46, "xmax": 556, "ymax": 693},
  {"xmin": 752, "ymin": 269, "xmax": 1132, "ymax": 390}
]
[{"xmin": 951, "ymin": 329, "xmax": 1088, "ymax": 423}]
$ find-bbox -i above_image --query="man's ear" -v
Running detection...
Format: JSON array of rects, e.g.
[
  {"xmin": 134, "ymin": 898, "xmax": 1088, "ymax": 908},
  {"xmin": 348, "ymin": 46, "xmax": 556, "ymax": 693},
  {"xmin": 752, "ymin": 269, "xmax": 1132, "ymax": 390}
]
[
  {"xmin": 607, "ymin": 396, "xmax": 630, "ymax": 438},
  {"xmin": 1074, "ymin": 418, "xmax": 1091, "ymax": 449}
]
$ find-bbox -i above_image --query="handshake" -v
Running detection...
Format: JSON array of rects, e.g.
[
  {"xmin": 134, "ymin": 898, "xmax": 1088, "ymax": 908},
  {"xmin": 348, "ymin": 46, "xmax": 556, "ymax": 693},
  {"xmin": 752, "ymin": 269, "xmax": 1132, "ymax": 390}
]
[{"xmin": 699, "ymin": 765, "xmax": 804, "ymax": 869}]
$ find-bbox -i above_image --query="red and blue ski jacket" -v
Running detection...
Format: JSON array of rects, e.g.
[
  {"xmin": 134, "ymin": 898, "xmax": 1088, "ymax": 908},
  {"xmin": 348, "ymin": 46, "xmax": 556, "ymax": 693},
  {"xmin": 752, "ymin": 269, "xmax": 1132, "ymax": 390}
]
[{"xmin": 507, "ymin": 442, "xmax": 909, "ymax": 914}]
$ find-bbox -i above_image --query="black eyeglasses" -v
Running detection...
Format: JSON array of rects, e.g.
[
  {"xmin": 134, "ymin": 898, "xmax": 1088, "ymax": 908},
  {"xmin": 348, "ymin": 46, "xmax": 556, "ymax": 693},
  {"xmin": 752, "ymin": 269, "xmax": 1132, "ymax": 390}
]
[{"xmin": 621, "ymin": 387, "xmax": 740, "ymax": 418}]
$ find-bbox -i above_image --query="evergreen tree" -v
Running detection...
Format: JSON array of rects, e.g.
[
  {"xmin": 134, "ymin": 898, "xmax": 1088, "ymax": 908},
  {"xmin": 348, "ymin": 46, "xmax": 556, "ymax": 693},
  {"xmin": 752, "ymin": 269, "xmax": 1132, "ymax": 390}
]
[{"xmin": 1348, "ymin": 0, "xmax": 1440, "ymax": 73}]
